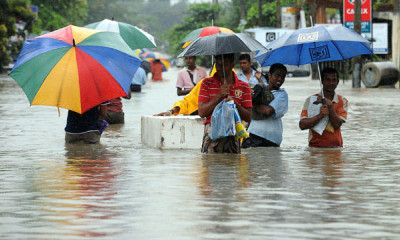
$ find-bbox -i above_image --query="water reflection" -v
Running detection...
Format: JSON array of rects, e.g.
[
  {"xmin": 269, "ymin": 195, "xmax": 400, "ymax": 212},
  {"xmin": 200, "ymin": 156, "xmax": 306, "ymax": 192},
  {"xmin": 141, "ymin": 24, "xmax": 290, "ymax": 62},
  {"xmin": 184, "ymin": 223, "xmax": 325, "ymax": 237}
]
[{"xmin": 34, "ymin": 144, "xmax": 120, "ymax": 238}]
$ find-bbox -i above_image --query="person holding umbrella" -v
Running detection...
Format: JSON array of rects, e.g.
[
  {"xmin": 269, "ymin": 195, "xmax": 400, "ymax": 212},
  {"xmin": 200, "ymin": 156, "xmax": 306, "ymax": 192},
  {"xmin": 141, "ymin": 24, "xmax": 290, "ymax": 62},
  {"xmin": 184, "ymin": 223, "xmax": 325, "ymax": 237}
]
[
  {"xmin": 65, "ymin": 103, "xmax": 108, "ymax": 144},
  {"xmin": 299, "ymin": 67, "xmax": 348, "ymax": 148},
  {"xmin": 198, "ymin": 53, "xmax": 252, "ymax": 154}
]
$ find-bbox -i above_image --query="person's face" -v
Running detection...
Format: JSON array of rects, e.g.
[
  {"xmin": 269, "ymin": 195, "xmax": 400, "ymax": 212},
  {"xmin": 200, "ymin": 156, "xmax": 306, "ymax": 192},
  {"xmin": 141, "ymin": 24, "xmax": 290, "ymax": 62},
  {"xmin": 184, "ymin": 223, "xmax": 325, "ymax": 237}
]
[
  {"xmin": 322, "ymin": 72, "xmax": 339, "ymax": 93},
  {"xmin": 239, "ymin": 59, "xmax": 252, "ymax": 72},
  {"xmin": 215, "ymin": 57, "xmax": 234, "ymax": 80},
  {"xmin": 185, "ymin": 56, "xmax": 196, "ymax": 69},
  {"xmin": 268, "ymin": 68, "xmax": 287, "ymax": 90}
]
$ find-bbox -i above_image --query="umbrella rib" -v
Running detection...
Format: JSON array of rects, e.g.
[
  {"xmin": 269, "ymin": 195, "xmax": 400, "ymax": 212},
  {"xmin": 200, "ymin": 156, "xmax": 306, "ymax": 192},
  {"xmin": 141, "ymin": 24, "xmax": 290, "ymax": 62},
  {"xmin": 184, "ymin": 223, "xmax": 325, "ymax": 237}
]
[
  {"xmin": 331, "ymin": 40, "xmax": 345, "ymax": 59},
  {"xmin": 297, "ymin": 44, "xmax": 304, "ymax": 66}
]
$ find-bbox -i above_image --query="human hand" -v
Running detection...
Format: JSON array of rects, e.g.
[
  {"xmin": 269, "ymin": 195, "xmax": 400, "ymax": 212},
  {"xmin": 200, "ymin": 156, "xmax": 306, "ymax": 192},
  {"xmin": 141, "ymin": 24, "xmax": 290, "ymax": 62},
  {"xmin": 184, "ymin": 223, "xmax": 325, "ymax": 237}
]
[
  {"xmin": 320, "ymin": 105, "xmax": 329, "ymax": 116},
  {"xmin": 218, "ymin": 84, "xmax": 231, "ymax": 99},
  {"xmin": 153, "ymin": 111, "xmax": 172, "ymax": 116},
  {"xmin": 225, "ymin": 96, "xmax": 234, "ymax": 102}
]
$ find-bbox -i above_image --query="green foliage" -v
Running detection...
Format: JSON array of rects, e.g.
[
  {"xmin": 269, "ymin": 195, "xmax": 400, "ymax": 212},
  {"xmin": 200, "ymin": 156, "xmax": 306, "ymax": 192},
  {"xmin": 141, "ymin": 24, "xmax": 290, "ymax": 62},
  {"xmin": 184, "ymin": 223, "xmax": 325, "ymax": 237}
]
[
  {"xmin": 246, "ymin": 2, "xmax": 277, "ymax": 27},
  {"xmin": 31, "ymin": 0, "xmax": 88, "ymax": 30},
  {"xmin": 164, "ymin": 3, "xmax": 222, "ymax": 57},
  {"xmin": 0, "ymin": 0, "xmax": 35, "ymax": 72}
]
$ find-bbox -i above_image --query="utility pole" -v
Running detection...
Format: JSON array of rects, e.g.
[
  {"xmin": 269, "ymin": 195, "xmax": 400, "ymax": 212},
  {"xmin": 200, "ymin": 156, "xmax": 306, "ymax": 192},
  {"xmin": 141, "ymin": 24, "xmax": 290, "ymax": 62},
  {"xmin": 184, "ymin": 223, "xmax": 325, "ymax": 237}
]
[
  {"xmin": 393, "ymin": 0, "xmax": 400, "ymax": 69},
  {"xmin": 258, "ymin": 0, "xmax": 263, "ymax": 27},
  {"xmin": 240, "ymin": 0, "xmax": 246, "ymax": 20},
  {"xmin": 276, "ymin": 0, "xmax": 281, "ymax": 28},
  {"xmin": 352, "ymin": 0, "xmax": 362, "ymax": 88}
]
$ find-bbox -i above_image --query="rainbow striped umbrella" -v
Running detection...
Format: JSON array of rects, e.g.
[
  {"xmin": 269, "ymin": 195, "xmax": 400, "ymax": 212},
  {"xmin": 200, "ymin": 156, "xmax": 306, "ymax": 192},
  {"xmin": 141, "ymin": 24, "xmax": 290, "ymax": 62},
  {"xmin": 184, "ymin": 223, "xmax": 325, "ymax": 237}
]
[
  {"xmin": 9, "ymin": 25, "xmax": 142, "ymax": 114},
  {"xmin": 180, "ymin": 26, "xmax": 234, "ymax": 48}
]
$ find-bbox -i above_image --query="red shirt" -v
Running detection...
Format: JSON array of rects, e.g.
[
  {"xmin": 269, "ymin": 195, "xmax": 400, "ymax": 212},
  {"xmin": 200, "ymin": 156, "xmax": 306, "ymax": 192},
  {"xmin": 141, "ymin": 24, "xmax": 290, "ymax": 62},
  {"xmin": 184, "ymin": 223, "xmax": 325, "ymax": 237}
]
[
  {"xmin": 107, "ymin": 98, "xmax": 123, "ymax": 113},
  {"xmin": 198, "ymin": 72, "xmax": 252, "ymax": 124},
  {"xmin": 151, "ymin": 62, "xmax": 164, "ymax": 81}
]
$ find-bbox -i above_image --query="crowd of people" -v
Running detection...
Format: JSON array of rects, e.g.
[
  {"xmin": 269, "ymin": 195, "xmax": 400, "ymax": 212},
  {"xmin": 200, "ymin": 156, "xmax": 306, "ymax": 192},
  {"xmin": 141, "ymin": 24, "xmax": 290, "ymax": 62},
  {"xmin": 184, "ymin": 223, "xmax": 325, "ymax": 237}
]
[{"xmin": 65, "ymin": 52, "xmax": 348, "ymax": 153}]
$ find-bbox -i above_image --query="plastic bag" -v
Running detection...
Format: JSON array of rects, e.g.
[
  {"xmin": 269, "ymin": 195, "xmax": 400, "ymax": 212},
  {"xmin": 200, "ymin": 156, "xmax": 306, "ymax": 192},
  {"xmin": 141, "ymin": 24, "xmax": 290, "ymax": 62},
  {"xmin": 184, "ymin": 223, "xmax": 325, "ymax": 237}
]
[{"xmin": 210, "ymin": 100, "xmax": 236, "ymax": 140}]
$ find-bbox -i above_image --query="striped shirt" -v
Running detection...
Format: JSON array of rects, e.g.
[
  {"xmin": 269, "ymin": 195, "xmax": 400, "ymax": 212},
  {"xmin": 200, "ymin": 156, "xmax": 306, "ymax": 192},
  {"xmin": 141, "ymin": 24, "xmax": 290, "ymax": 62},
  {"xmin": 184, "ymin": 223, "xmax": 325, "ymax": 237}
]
[
  {"xmin": 199, "ymin": 72, "xmax": 252, "ymax": 124},
  {"xmin": 300, "ymin": 93, "xmax": 348, "ymax": 148}
]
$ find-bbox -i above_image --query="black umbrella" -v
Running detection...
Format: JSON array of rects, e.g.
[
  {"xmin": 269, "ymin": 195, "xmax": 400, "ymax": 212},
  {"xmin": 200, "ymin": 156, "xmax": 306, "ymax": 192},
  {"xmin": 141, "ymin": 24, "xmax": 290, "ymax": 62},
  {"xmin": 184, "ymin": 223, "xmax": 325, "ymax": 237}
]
[{"xmin": 177, "ymin": 32, "xmax": 266, "ymax": 58}]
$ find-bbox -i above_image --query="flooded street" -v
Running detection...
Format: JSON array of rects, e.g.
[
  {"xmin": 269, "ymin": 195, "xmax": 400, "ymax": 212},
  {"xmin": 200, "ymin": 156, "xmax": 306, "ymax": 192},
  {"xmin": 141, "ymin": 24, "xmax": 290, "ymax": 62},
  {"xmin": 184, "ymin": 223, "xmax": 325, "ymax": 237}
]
[{"xmin": 1, "ymin": 67, "xmax": 400, "ymax": 239}]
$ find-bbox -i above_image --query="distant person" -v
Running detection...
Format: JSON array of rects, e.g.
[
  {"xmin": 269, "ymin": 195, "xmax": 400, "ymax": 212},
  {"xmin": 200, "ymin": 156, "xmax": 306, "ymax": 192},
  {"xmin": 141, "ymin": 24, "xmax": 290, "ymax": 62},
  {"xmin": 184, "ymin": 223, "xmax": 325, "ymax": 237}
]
[
  {"xmin": 131, "ymin": 66, "xmax": 147, "ymax": 92},
  {"xmin": 176, "ymin": 56, "xmax": 207, "ymax": 96},
  {"xmin": 151, "ymin": 59, "xmax": 164, "ymax": 81},
  {"xmin": 242, "ymin": 63, "xmax": 288, "ymax": 148},
  {"xmin": 299, "ymin": 67, "xmax": 348, "ymax": 148},
  {"xmin": 198, "ymin": 53, "xmax": 252, "ymax": 154},
  {"xmin": 65, "ymin": 103, "xmax": 108, "ymax": 144},
  {"xmin": 102, "ymin": 91, "xmax": 131, "ymax": 124},
  {"xmin": 237, "ymin": 53, "xmax": 267, "ymax": 87}
]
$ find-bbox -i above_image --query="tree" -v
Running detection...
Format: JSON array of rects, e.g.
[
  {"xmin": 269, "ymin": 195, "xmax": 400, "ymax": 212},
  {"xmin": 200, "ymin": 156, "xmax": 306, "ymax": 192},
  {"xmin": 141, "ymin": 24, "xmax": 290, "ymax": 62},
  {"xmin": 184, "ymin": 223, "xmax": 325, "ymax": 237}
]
[
  {"xmin": 0, "ymin": 0, "xmax": 35, "ymax": 73},
  {"xmin": 30, "ymin": 0, "xmax": 88, "ymax": 31},
  {"xmin": 164, "ymin": 3, "xmax": 222, "ymax": 56}
]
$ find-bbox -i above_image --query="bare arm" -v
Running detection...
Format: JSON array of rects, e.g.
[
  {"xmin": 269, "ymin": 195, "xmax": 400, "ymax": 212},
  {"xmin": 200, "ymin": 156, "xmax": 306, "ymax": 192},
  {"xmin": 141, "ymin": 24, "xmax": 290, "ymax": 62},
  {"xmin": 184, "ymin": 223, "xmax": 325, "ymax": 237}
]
[
  {"xmin": 299, "ymin": 107, "xmax": 327, "ymax": 130},
  {"xmin": 154, "ymin": 106, "xmax": 180, "ymax": 116},
  {"xmin": 198, "ymin": 85, "xmax": 229, "ymax": 118},
  {"xmin": 326, "ymin": 99, "xmax": 344, "ymax": 129},
  {"xmin": 123, "ymin": 89, "xmax": 131, "ymax": 99},
  {"xmin": 177, "ymin": 87, "xmax": 191, "ymax": 96},
  {"xmin": 255, "ymin": 104, "xmax": 275, "ymax": 117}
]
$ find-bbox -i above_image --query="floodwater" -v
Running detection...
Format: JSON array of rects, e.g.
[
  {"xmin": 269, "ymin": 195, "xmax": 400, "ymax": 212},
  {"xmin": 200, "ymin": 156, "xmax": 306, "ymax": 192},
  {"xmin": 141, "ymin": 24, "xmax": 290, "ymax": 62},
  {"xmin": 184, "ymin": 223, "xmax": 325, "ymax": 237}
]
[{"xmin": 1, "ymin": 67, "xmax": 400, "ymax": 239}]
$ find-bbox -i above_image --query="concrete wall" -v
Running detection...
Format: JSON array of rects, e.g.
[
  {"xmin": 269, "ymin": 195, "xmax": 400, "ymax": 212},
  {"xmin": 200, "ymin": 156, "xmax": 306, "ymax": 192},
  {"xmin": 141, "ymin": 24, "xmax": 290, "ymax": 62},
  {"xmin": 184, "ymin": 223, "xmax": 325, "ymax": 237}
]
[{"xmin": 141, "ymin": 115, "xmax": 204, "ymax": 149}]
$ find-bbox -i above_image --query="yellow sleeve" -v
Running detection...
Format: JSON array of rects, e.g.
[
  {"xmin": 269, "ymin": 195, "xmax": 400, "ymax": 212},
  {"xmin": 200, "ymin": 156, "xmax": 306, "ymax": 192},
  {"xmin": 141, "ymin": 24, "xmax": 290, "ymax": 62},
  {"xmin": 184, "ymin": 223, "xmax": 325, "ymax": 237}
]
[
  {"xmin": 172, "ymin": 79, "xmax": 202, "ymax": 115},
  {"xmin": 170, "ymin": 64, "xmax": 235, "ymax": 116}
]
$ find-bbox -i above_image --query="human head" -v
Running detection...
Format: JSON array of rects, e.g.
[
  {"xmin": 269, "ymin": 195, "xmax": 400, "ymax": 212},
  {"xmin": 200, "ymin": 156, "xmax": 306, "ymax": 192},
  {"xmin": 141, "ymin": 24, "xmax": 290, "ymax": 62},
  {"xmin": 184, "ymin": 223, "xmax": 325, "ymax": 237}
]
[
  {"xmin": 321, "ymin": 67, "xmax": 339, "ymax": 83},
  {"xmin": 214, "ymin": 53, "xmax": 235, "ymax": 80},
  {"xmin": 154, "ymin": 59, "xmax": 161, "ymax": 63},
  {"xmin": 321, "ymin": 67, "xmax": 339, "ymax": 93},
  {"xmin": 268, "ymin": 63, "xmax": 287, "ymax": 90},
  {"xmin": 184, "ymin": 56, "xmax": 196, "ymax": 70},
  {"xmin": 238, "ymin": 53, "xmax": 252, "ymax": 73}
]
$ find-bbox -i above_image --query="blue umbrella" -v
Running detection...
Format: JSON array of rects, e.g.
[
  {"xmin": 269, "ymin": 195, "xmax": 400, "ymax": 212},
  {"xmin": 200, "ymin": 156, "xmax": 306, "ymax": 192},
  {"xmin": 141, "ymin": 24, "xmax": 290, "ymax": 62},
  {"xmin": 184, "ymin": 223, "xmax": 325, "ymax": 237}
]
[
  {"xmin": 254, "ymin": 25, "xmax": 373, "ymax": 102},
  {"xmin": 254, "ymin": 25, "xmax": 372, "ymax": 66}
]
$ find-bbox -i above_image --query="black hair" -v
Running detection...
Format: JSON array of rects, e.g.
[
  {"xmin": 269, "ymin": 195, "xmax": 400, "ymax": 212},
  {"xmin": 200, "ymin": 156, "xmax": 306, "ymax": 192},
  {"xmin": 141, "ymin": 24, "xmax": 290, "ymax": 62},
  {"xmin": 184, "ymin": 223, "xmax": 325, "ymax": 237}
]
[
  {"xmin": 321, "ymin": 67, "xmax": 339, "ymax": 82},
  {"xmin": 269, "ymin": 63, "xmax": 287, "ymax": 74},
  {"xmin": 239, "ymin": 54, "xmax": 251, "ymax": 62},
  {"xmin": 214, "ymin": 53, "xmax": 235, "ymax": 61}
]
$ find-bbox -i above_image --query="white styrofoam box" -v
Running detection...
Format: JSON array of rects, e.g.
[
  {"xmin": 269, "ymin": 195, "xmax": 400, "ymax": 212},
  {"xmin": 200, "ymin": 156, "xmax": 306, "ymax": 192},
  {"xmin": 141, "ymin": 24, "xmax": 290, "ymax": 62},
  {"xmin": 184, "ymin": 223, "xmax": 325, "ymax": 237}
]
[{"xmin": 141, "ymin": 115, "xmax": 204, "ymax": 149}]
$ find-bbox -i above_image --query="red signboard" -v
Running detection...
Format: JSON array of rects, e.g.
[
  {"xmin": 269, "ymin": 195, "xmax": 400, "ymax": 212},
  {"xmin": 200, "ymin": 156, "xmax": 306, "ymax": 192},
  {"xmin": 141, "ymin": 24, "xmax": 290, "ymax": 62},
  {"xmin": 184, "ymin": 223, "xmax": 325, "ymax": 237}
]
[{"xmin": 344, "ymin": 0, "xmax": 371, "ymax": 22}]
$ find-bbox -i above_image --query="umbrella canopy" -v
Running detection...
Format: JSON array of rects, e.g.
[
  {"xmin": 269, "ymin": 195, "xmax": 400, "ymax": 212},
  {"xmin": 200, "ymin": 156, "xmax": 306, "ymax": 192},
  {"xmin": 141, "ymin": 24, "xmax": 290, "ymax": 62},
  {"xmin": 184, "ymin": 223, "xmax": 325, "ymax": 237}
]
[
  {"xmin": 9, "ymin": 25, "xmax": 142, "ymax": 114},
  {"xmin": 177, "ymin": 32, "xmax": 266, "ymax": 58},
  {"xmin": 85, "ymin": 19, "xmax": 157, "ymax": 50},
  {"xmin": 140, "ymin": 51, "xmax": 166, "ymax": 59},
  {"xmin": 149, "ymin": 58, "xmax": 170, "ymax": 72},
  {"xmin": 255, "ymin": 25, "xmax": 373, "ymax": 66},
  {"xmin": 180, "ymin": 26, "xmax": 234, "ymax": 48}
]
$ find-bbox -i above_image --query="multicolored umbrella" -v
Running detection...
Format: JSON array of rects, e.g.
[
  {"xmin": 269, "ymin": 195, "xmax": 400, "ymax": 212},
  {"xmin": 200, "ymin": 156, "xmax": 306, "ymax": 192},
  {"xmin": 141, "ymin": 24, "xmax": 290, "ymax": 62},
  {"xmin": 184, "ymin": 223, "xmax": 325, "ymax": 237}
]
[
  {"xmin": 85, "ymin": 19, "xmax": 157, "ymax": 50},
  {"xmin": 148, "ymin": 58, "xmax": 170, "ymax": 72},
  {"xmin": 180, "ymin": 26, "xmax": 234, "ymax": 48},
  {"xmin": 9, "ymin": 25, "xmax": 142, "ymax": 114}
]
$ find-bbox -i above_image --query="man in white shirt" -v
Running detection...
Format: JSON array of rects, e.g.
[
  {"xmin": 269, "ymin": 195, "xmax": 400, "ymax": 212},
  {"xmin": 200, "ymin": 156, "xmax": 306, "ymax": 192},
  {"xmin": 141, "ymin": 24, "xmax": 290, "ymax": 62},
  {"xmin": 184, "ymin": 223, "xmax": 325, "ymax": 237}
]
[
  {"xmin": 236, "ymin": 53, "xmax": 267, "ymax": 87},
  {"xmin": 176, "ymin": 56, "xmax": 207, "ymax": 96}
]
